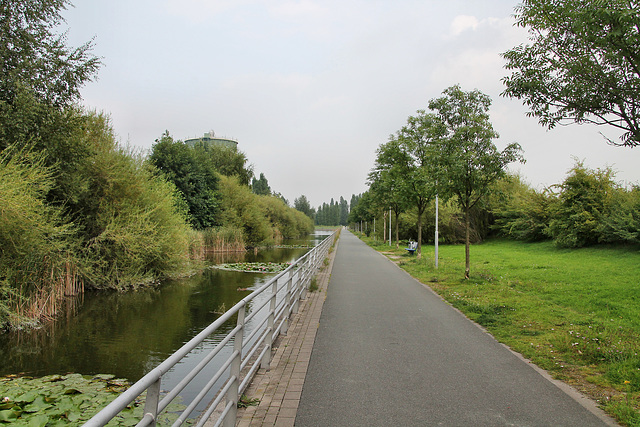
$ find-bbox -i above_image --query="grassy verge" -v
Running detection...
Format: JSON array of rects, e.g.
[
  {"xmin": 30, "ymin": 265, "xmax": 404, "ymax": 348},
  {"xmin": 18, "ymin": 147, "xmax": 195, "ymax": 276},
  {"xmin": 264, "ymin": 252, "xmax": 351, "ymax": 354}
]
[{"xmin": 356, "ymin": 233, "xmax": 640, "ymax": 426}]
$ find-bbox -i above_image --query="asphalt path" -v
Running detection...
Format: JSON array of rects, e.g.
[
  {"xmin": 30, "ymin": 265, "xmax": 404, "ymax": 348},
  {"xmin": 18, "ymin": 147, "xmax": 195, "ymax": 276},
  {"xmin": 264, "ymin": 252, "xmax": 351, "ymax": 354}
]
[{"xmin": 295, "ymin": 230, "xmax": 616, "ymax": 426}]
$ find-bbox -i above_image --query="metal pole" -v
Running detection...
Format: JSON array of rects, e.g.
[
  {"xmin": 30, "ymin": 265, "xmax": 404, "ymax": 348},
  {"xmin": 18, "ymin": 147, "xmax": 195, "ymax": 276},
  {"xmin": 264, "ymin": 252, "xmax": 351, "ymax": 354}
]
[
  {"xmin": 389, "ymin": 208, "xmax": 392, "ymax": 247},
  {"xmin": 373, "ymin": 217, "xmax": 376, "ymax": 241},
  {"xmin": 435, "ymin": 194, "xmax": 439, "ymax": 269}
]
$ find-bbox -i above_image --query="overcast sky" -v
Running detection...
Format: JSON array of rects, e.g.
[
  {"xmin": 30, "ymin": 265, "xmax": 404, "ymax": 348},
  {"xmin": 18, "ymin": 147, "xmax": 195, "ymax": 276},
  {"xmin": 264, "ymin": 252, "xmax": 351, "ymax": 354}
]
[{"xmin": 63, "ymin": 0, "xmax": 639, "ymax": 208}]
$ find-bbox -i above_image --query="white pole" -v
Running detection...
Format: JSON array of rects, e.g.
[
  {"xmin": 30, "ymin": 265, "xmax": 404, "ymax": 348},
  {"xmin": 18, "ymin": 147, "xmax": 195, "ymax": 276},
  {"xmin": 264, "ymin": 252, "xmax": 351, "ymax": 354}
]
[
  {"xmin": 389, "ymin": 208, "xmax": 392, "ymax": 247},
  {"xmin": 435, "ymin": 194, "xmax": 439, "ymax": 269}
]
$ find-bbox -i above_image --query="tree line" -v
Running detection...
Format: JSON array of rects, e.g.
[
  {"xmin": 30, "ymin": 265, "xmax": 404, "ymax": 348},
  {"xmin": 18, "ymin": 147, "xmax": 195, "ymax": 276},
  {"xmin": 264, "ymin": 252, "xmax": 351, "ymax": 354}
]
[{"xmin": 0, "ymin": 0, "xmax": 312, "ymax": 329}]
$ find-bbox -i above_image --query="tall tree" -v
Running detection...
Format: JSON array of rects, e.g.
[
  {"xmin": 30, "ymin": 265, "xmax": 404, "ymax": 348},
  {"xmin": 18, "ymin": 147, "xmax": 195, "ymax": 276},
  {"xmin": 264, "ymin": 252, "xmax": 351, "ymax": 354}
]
[
  {"xmin": 251, "ymin": 172, "xmax": 271, "ymax": 196},
  {"xmin": 501, "ymin": 0, "xmax": 640, "ymax": 146},
  {"xmin": 430, "ymin": 85, "xmax": 524, "ymax": 278},
  {"xmin": 373, "ymin": 112, "xmax": 443, "ymax": 258},
  {"xmin": 339, "ymin": 196, "xmax": 349, "ymax": 226},
  {"xmin": 293, "ymin": 194, "xmax": 314, "ymax": 219},
  {"xmin": 368, "ymin": 140, "xmax": 411, "ymax": 248},
  {"xmin": 149, "ymin": 132, "xmax": 220, "ymax": 229}
]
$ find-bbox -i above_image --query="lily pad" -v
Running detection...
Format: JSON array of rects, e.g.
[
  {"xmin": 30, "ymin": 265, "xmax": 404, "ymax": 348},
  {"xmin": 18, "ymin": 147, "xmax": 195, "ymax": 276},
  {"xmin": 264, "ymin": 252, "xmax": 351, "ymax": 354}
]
[{"xmin": 213, "ymin": 262, "xmax": 291, "ymax": 274}]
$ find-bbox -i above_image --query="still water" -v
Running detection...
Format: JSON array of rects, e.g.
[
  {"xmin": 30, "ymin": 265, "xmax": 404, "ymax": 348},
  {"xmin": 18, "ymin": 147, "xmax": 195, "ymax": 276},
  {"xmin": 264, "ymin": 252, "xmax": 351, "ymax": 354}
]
[{"xmin": 0, "ymin": 232, "xmax": 329, "ymax": 385}]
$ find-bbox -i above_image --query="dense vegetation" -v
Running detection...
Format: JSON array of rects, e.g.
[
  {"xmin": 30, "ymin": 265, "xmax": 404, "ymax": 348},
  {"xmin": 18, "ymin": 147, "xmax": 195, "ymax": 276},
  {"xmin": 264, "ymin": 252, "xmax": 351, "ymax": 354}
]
[{"xmin": 0, "ymin": 0, "xmax": 312, "ymax": 329}]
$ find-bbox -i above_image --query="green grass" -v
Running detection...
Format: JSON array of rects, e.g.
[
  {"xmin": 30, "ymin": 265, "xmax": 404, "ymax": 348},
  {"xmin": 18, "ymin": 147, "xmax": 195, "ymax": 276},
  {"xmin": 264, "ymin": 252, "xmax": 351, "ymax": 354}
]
[{"xmin": 357, "ymin": 234, "xmax": 640, "ymax": 426}]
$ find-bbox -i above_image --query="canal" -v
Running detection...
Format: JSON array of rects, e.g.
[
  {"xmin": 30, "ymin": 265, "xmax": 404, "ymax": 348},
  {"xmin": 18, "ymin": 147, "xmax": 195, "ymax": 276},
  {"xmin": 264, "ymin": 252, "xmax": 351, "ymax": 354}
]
[{"xmin": 0, "ymin": 232, "xmax": 330, "ymax": 395}]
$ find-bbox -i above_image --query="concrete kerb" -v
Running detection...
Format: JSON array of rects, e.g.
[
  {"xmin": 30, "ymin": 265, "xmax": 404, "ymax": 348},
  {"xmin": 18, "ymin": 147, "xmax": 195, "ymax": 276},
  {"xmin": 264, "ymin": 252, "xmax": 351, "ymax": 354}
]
[{"xmin": 234, "ymin": 233, "xmax": 340, "ymax": 426}]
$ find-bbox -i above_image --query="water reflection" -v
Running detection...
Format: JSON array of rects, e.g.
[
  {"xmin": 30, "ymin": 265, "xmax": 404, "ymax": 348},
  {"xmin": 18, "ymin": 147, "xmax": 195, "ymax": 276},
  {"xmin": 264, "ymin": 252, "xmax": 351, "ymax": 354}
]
[{"xmin": 0, "ymin": 233, "xmax": 329, "ymax": 382}]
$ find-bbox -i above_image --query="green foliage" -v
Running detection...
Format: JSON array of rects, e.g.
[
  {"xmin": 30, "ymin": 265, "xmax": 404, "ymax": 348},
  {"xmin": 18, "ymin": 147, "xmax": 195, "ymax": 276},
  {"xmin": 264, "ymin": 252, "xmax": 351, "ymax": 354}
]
[
  {"xmin": 548, "ymin": 162, "xmax": 618, "ymax": 248},
  {"xmin": 348, "ymin": 192, "xmax": 375, "ymax": 225},
  {"xmin": 191, "ymin": 141, "xmax": 254, "ymax": 186},
  {"xmin": 0, "ymin": 373, "xmax": 186, "ymax": 426},
  {"xmin": 0, "ymin": 0, "xmax": 100, "ymax": 108},
  {"xmin": 214, "ymin": 262, "xmax": 291, "ymax": 273},
  {"xmin": 293, "ymin": 195, "xmax": 315, "ymax": 219},
  {"xmin": 259, "ymin": 195, "xmax": 313, "ymax": 239},
  {"xmin": 501, "ymin": 0, "xmax": 640, "ymax": 146},
  {"xmin": 429, "ymin": 85, "xmax": 524, "ymax": 277},
  {"xmin": 598, "ymin": 186, "xmax": 640, "ymax": 245},
  {"xmin": 200, "ymin": 226, "xmax": 245, "ymax": 252},
  {"xmin": 251, "ymin": 172, "xmax": 271, "ymax": 196},
  {"xmin": 149, "ymin": 132, "xmax": 220, "ymax": 230},
  {"xmin": 492, "ymin": 175, "xmax": 553, "ymax": 242},
  {"xmin": 82, "ymin": 146, "xmax": 193, "ymax": 289},
  {"xmin": 0, "ymin": 3, "xmax": 200, "ymax": 326},
  {"xmin": 219, "ymin": 176, "xmax": 311, "ymax": 246},
  {"xmin": 315, "ymin": 197, "xmax": 349, "ymax": 226},
  {"xmin": 0, "ymin": 150, "xmax": 78, "ymax": 326}
]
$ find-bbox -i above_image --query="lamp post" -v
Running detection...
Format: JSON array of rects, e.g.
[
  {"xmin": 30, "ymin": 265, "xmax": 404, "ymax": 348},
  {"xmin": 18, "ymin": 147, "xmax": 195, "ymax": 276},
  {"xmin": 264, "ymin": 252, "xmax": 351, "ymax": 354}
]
[
  {"xmin": 435, "ymin": 194, "xmax": 439, "ymax": 269},
  {"xmin": 389, "ymin": 208, "xmax": 392, "ymax": 247}
]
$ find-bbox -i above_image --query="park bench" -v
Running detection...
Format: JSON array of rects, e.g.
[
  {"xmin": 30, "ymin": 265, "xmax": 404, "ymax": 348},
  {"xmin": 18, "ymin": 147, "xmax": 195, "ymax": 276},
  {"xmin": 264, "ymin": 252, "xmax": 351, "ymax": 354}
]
[{"xmin": 405, "ymin": 240, "xmax": 418, "ymax": 255}]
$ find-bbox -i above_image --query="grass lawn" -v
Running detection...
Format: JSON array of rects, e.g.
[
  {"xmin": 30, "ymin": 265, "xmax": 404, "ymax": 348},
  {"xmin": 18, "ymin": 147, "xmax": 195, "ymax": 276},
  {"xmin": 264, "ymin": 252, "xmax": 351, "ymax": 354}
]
[{"xmin": 358, "ymin": 234, "xmax": 640, "ymax": 426}]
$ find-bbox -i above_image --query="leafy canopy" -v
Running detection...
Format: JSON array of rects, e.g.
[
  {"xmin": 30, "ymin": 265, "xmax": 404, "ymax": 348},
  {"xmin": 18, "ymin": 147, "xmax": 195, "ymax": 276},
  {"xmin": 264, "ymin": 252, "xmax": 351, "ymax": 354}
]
[
  {"xmin": 502, "ymin": 0, "xmax": 640, "ymax": 146},
  {"xmin": 429, "ymin": 85, "xmax": 524, "ymax": 212},
  {"xmin": 0, "ymin": 0, "xmax": 100, "ymax": 108}
]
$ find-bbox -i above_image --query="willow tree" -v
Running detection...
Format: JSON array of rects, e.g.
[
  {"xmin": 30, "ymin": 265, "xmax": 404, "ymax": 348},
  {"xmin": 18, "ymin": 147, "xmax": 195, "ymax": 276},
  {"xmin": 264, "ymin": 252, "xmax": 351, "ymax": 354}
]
[{"xmin": 429, "ymin": 85, "xmax": 524, "ymax": 278}]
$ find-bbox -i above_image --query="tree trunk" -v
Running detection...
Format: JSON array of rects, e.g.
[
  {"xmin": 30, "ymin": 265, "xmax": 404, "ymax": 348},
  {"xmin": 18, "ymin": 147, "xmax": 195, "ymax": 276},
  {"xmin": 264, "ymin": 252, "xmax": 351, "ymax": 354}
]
[
  {"xmin": 383, "ymin": 212, "xmax": 387, "ymax": 243},
  {"xmin": 465, "ymin": 205, "xmax": 470, "ymax": 279}
]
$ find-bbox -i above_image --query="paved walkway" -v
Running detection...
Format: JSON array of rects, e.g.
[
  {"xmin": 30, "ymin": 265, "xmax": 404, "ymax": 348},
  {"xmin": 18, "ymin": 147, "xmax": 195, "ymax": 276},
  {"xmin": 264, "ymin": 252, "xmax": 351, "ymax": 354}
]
[
  {"xmin": 235, "ymin": 233, "xmax": 338, "ymax": 426},
  {"xmin": 238, "ymin": 231, "xmax": 617, "ymax": 426}
]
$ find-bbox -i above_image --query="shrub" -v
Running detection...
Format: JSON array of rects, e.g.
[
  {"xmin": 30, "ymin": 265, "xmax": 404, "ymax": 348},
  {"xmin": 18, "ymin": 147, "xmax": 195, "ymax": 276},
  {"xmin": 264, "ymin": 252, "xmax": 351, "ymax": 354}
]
[
  {"xmin": 548, "ymin": 162, "xmax": 618, "ymax": 248},
  {"xmin": 492, "ymin": 174, "xmax": 552, "ymax": 242},
  {"xmin": 0, "ymin": 150, "xmax": 81, "ymax": 327},
  {"xmin": 82, "ymin": 147, "xmax": 193, "ymax": 289},
  {"xmin": 598, "ymin": 186, "xmax": 640, "ymax": 245}
]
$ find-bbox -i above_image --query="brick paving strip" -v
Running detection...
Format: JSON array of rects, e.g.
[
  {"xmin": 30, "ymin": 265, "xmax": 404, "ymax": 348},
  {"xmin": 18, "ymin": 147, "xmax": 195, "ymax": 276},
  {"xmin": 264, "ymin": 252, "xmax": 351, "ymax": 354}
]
[{"xmin": 234, "ymin": 235, "xmax": 339, "ymax": 427}]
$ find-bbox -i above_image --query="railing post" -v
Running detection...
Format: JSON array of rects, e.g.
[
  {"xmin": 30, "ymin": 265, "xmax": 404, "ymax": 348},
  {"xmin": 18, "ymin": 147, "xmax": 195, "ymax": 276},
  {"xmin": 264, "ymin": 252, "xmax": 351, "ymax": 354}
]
[
  {"xmin": 261, "ymin": 278, "xmax": 278, "ymax": 370},
  {"xmin": 282, "ymin": 272, "xmax": 293, "ymax": 334},
  {"xmin": 224, "ymin": 303, "xmax": 245, "ymax": 427},
  {"xmin": 143, "ymin": 378, "xmax": 161, "ymax": 427},
  {"xmin": 292, "ymin": 264, "xmax": 302, "ymax": 314}
]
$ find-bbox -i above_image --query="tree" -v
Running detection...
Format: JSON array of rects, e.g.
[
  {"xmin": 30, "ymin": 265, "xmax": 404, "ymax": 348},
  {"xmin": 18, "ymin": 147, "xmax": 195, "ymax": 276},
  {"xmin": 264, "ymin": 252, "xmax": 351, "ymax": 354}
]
[
  {"xmin": 339, "ymin": 196, "xmax": 349, "ymax": 226},
  {"xmin": 348, "ymin": 191, "xmax": 375, "ymax": 232},
  {"xmin": 368, "ymin": 140, "xmax": 410, "ymax": 247},
  {"xmin": 252, "ymin": 172, "xmax": 271, "ymax": 195},
  {"xmin": 501, "ymin": 0, "xmax": 640, "ymax": 146},
  {"xmin": 149, "ymin": 132, "xmax": 220, "ymax": 229},
  {"xmin": 293, "ymin": 195, "xmax": 314, "ymax": 219},
  {"xmin": 372, "ymin": 112, "xmax": 443, "ymax": 258},
  {"xmin": 0, "ymin": 0, "xmax": 100, "ymax": 108},
  {"xmin": 192, "ymin": 142, "xmax": 254, "ymax": 185},
  {"xmin": 430, "ymin": 85, "xmax": 524, "ymax": 278},
  {"xmin": 548, "ymin": 161, "xmax": 618, "ymax": 248}
]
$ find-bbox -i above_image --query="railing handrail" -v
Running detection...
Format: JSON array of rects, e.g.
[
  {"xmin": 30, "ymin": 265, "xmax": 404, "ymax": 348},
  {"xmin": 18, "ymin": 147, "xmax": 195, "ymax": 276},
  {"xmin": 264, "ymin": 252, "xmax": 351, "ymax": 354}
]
[{"xmin": 83, "ymin": 229, "xmax": 338, "ymax": 427}]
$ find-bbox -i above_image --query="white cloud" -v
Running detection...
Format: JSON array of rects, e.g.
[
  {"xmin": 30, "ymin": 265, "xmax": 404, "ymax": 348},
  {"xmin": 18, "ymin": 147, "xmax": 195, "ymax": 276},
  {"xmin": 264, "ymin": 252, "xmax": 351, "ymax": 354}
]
[{"xmin": 450, "ymin": 15, "xmax": 480, "ymax": 36}]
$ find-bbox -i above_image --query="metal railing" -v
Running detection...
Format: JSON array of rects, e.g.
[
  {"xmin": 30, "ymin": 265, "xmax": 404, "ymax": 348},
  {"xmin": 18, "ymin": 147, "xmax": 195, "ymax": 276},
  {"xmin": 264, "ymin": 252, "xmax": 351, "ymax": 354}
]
[{"xmin": 84, "ymin": 230, "xmax": 338, "ymax": 427}]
